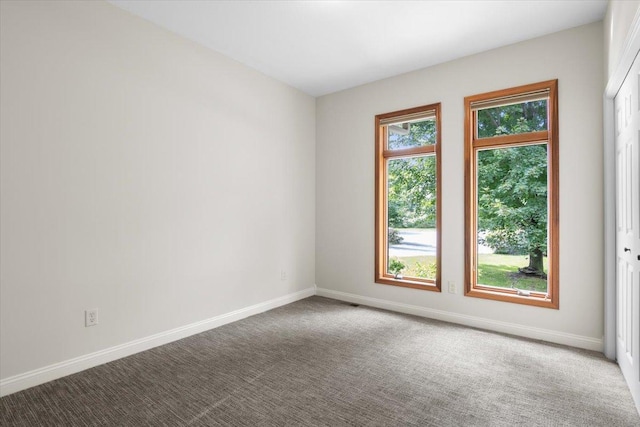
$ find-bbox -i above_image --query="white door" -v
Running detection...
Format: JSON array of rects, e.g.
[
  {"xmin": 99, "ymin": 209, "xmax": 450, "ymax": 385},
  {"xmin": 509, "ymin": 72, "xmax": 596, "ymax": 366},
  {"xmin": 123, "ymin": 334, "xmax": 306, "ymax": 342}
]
[{"xmin": 615, "ymin": 51, "xmax": 640, "ymax": 410}]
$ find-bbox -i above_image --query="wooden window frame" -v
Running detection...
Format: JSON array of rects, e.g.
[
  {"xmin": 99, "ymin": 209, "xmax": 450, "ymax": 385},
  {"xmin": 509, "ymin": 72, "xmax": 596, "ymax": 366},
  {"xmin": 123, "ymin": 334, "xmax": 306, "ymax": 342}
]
[
  {"xmin": 375, "ymin": 103, "xmax": 442, "ymax": 292},
  {"xmin": 464, "ymin": 80, "xmax": 559, "ymax": 308}
]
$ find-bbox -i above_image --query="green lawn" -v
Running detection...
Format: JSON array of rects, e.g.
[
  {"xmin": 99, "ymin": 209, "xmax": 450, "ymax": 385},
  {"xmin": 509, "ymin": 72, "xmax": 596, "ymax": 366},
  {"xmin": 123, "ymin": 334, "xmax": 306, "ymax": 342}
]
[
  {"xmin": 478, "ymin": 254, "xmax": 547, "ymax": 292},
  {"xmin": 390, "ymin": 253, "xmax": 547, "ymax": 292},
  {"xmin": 392, "ymin": 255, "xmax": 437, "ymax": 280}
]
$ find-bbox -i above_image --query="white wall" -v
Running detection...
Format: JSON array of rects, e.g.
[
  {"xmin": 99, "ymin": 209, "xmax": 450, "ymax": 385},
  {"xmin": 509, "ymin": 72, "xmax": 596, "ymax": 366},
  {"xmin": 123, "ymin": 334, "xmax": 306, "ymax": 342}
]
[
  {"xmin": 316, "ymin": 22, "xmax": 604, "ymax": 349},
  {"xmin": 0, "ymin": 0, "xmax": 315, "ymax": 382},
  {"xmin": 605, "ymin": 0, "xmax": 640, "ymax": 81}
]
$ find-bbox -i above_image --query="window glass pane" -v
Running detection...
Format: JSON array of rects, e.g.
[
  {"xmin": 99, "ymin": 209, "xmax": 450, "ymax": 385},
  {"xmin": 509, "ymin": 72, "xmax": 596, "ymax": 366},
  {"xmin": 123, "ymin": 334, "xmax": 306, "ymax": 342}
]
[
  {"xmin": 387, "ymin": 117, "xmax": 436, "ymax": 149},
  {"xmin": 387, "ymin": 155, "xmax": 437, "ymax": 280},
  {"xmin": 477, "ymin": 100, "xmax": 547, "ymax": 138},
  {"xmin": 476, "ymin": 144, "xmax": 548, "ymax": 293}
]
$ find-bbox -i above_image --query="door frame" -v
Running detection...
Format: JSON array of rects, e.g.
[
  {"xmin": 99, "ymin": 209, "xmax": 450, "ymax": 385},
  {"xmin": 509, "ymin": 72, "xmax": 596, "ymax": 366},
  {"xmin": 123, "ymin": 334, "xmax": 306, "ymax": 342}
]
[{"xmin": 604, "ymin": 12, "xmax": 640, "ymax": 361}]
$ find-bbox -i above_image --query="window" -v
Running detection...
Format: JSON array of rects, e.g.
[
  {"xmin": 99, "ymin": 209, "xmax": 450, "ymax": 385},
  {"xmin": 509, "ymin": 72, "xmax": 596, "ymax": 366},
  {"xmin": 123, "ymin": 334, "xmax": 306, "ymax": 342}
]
[
  {"xmin": 464, "ymin": 81, "xmax": 559, "ymax": 308},
  {"xmin": 375, "ymin": 104, "xmax": 441, "ymax": 291}
]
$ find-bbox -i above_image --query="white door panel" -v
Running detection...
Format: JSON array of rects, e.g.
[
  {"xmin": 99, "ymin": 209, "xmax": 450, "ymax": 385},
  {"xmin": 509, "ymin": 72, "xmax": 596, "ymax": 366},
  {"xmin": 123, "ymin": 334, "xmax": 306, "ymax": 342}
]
[{"xmin": 615, "ymin": 51, "xmax": 640, "ymax": 409}]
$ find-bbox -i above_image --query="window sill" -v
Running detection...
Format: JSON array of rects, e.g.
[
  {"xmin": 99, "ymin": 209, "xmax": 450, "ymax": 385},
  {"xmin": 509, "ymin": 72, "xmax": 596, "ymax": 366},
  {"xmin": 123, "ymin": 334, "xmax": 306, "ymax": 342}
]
[
  {"xmin": 465, "ymin": 287, "xmax": 558, "ymax": 309},
  {"xmin": 376, "ymin": 276, "xmax": 440, "ymax": 292}
]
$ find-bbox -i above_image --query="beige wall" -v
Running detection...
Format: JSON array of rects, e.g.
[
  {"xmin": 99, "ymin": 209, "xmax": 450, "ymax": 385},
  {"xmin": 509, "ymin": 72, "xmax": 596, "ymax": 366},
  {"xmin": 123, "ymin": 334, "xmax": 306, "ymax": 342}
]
[
  {"xmin": 605, "ymin": 0, "xmax": 640, "ymax": 81},
  {"xmin": 0, "ymin": 0, "xmax": 315, "ymax": 381},
  {"xmin": 316, "ymin": 22, "xmax": 604, "ymax": 348}
]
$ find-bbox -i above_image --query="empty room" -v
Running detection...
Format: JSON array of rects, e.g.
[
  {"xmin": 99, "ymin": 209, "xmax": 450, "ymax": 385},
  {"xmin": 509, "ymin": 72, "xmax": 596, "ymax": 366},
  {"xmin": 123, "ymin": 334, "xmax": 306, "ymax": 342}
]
[{"xmin": 1, "ymin": 0, "xmax": 639, "ymax": 425}]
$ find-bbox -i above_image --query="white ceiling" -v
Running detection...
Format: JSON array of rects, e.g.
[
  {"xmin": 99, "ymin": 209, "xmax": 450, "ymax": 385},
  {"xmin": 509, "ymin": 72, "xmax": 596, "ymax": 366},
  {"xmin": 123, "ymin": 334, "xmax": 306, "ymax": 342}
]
[{"xmin": 109, "ymin": 0, "xmax": 608, "ymax": 97}]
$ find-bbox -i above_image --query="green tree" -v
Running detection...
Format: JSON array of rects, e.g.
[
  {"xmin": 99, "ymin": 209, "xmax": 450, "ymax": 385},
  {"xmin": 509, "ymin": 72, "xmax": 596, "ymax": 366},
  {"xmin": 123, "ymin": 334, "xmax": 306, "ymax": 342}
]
[
  {"xmin": 387, "ymin": 120, "xmax": 437, "ymax": 229},
  {"xmin": 476, "ymin": 102, "xmax": 548, "ymax": 276},
  {"xmin": 477, "ymin": 100, "xmax": 547, "ymax": 137}
]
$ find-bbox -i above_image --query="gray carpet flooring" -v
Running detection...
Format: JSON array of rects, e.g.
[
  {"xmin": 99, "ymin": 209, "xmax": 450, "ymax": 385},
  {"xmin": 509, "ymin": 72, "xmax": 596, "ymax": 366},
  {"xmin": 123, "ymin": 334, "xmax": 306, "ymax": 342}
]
[{"xmin": 1, "ymin": 296, "xmax": 638, "ymax": 426}]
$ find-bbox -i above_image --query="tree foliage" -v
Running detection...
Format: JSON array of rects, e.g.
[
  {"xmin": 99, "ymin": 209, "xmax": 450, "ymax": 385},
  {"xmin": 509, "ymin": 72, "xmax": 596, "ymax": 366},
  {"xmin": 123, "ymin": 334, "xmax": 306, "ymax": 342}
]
[
  {"xmin": 477, "ymin": 145, "xmax": 547, "ymax": 267},
  {"xmin": 477, "ymin": 100, "xmax": 547, "ymax": 137}
]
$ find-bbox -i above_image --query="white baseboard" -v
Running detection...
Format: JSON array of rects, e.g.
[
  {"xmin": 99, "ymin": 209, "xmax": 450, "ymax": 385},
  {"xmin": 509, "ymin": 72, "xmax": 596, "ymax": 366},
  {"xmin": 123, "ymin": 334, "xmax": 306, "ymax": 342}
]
[
  {"xmin": 0, "ymin": 286, "xmax": 316, "ymax": 397},
  {"xmin": 316, "ymin": 287, "xmax": 603, "ymax": 352},
  {"xmin": 1, "ymin": 285, "xmax": 603, "ymax": 397}
]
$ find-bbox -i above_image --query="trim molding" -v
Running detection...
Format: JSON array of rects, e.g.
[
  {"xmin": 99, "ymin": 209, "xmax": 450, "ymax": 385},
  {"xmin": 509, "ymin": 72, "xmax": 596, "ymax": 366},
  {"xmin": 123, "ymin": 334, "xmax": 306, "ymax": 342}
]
[
  {"xmin": 316, "ymin": 287, "xmax": 603, "ymax": 352},
  {"xmin": 0, "ymin": 286, "xmax": 316, "ymax": 397},
  {"xmin": 605, "ymin": 7, "xmax": 640, "ymax": 98},
  {"xmin": 603, "ymin": 96, "xmax": 616, "ymax": 360}
]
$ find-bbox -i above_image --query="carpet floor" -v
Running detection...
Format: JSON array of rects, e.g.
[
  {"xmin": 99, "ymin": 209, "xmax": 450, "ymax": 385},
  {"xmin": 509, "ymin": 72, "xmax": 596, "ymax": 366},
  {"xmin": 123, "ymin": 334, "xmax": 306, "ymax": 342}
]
[{"xmin": 1, "ymin": 296, "xmax": 638, "ymax": 426}]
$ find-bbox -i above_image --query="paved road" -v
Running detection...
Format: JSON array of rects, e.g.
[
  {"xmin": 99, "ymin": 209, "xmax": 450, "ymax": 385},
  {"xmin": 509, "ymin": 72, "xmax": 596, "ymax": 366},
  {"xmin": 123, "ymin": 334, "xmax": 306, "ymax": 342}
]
[
  {"xmin": 389, "ymin": 228, "xmax": 493, "ymax": 257},
  {"xmin": 389, "ymin": 229, "xmax": 436, "ymax": 257}
]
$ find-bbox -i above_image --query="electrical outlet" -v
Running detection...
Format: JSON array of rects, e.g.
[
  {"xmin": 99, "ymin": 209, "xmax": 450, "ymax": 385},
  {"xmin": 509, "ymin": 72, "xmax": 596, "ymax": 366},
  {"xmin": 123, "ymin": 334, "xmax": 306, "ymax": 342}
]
[
  {"xmin": 280, "ymin": 270, "xmax": 287, "ymax": 281},
  {"xmin": 85, "ymin": 309, "xmax": 98, "ymax": 327},
  {"xmin": 447, "ymin": 281, "xmax": 456, "ymax": 294}
]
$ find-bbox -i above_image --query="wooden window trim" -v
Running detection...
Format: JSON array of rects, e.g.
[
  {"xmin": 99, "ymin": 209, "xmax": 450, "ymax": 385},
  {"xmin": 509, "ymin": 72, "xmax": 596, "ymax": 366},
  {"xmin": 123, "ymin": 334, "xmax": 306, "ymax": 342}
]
[
  {"xmin": 464, "ymin": 80, "xmax": 559, "ymax": 309},
  {"xmin": 375, "ymin": 103, "xmax": 442, "ymax": 292},
  {"xmin": 472, "ymin": 131, "xmax": 549, "ymax": 149}
]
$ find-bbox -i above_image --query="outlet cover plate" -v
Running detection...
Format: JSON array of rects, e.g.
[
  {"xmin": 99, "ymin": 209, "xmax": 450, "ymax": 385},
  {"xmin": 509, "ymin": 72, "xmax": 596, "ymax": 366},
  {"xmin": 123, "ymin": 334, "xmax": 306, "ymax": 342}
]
[
  {"xmin": 448, "ymin": 282, "xmax": 456, "ymax": 294},
  {"xmin": 85, "ymin": 309, "xmax": 98, "ymax": 327}
]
